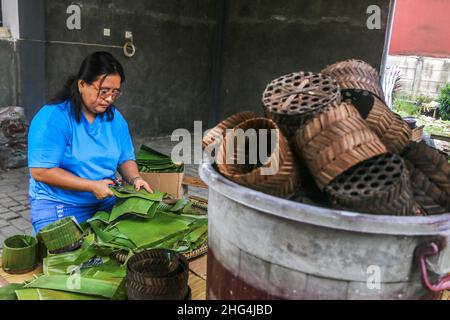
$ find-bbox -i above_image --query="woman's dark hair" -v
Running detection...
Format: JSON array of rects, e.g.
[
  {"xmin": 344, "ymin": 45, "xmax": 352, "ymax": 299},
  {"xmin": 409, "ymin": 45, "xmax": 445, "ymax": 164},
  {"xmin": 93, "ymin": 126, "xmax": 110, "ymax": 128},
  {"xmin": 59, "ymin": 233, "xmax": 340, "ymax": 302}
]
[{"xmin": 49, "ymin": 51, "xmax": 125, "ymax": 122}]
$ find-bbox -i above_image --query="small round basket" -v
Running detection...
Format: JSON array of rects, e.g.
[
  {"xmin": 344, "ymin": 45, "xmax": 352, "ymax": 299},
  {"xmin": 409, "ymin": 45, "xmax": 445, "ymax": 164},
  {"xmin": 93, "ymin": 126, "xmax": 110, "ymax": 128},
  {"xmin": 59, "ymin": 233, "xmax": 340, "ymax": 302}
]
[
  {"xmin": 126, "ymin": 249, "xmax": 189, "ymax": 300},
  {"xmin": 38, "ymin": 217, "xmax": 84, "ymax": 254},
  {"xmin": 202, "ymin": 112, "xmax": 257, "ymax": 149},
  {"xmin": 342, "ymin": 89, "xmax": 412, "ymax": 154},
  {"xmin": 403, "ymin": 142, "xmax": 450, "ymax": 215},
  {"xmin": 216, "ymin": 117, "xmax": 300, "ymax": 198},
  {"xmin": 2, "ymin": 235, "xmax": 39, "ymax": 275},
  {"xmin": 262, "ymin": 72, "xmax": 341, "ymax": 138},
  {"xmin": 325, "ymin": 154, "xmax": 423, "ymax": 216},
  {"xmin": 295, "ymin": 102, "xmax": 387, "ymax": 190},
  {"xmin": 321, "ymin": 59, "xmax": 384, "ymax": 101}
]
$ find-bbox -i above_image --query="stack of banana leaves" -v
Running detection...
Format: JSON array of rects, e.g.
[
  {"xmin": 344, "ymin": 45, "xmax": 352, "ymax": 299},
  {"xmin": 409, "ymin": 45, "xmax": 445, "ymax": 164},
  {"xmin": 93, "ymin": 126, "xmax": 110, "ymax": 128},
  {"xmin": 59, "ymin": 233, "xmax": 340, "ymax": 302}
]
[
  {"xmin": 137, "ymin": 144, "xmax": 184, "ymax": 173},
  {"xmin": 90, "ymin": 185, "xmax": 208, "ymax": 254},
  {"xmin": 0, "ymin": 234, "xmax": 126, "ymax": 300},
  {"xmin": 0, "ymin": 185, "xmax": 207, "ymax": 300}
]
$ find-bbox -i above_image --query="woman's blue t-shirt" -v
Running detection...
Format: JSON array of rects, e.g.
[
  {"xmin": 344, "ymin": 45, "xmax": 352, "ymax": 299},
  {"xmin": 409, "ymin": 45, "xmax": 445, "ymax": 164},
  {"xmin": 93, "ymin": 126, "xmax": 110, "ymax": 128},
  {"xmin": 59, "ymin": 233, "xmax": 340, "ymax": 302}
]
[{"xmin": 28, "ymin": 100, "xmax": 136, "ymax": 206}]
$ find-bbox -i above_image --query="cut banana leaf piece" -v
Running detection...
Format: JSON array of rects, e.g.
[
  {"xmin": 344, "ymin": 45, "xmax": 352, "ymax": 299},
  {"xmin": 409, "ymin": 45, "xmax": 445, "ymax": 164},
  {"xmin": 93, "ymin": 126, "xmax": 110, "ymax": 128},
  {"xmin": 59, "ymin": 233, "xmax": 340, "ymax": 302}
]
[
  {"xmin": 111, "ymin": 185, "xmax": 165, "ymax": 201},
  {"xmin": 15, "ymin": 288, "xmax": 105, "ymax": 300},
  {"xmin": 170, "ymin": 198, "xmax": 189, "ymax": 212},
  {"xmin": 113, "ymin": 213, "xmax": 192, "ymax": 249},
  {"xmin": 42, "ymin": 234, "xmax": 103, "ymax": 275},
  {"xmin": 87, "ymin": 211, "xmax": 111, "ymax": 225},
  {"xmin": 137, "ymin": 145, "xmax": 184, "ymax": 173},
  {"xmin": 24, "ymin": 275, "xmax": 125, "ymax": 299},
  {"xmin": 108, "ymin": 198, "xmax": 161, "ymax": 222},
  {"xmin": 44, "ymin": 248, "xmax": 96, "ymax": 276},
  {"xmin": 184, "ymin": 222, "xmax": 208, "ymax": 243},
  {"xmin": 0, "ymin": 283, "xmax": 24, "ymax": 300}
]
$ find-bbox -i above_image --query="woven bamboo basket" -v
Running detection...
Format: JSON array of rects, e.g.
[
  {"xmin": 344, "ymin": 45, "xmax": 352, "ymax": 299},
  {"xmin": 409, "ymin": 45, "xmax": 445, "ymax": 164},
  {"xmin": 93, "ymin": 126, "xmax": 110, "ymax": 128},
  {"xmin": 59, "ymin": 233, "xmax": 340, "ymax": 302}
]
[
  {"xmin": 2, "ymin": 235, "xmax": 39, "ymax": 275},
  {"xmin": 342, "ymin": 90, "xmax": 412, "ymax": 154},
  {"xmin": 114, "ymin": 243, "xmax": 207, "ymax": 264},
  {"xmin": 126, "ymin": 249, "xmax": 189, "ymax": 300},
  {"xmin": 202, "ymin": 112, "xmax": 257, "ymax": 149},
  {"xmin": 38, "ymin": 217, "xmax": 84, "ymax": 254},
  {"xmin": 356, "ymin": 94, "xmax": 411, "ymax": 154},
  {"xmin": 183, "ymin": 243, "xmax": 208, "ymax": 260},
  {"xmin": 321, "ymin": 59, "xmax": 385, "ymax": 101},
  {"xmin": 126, "ymin": 280, "xmax": 190, "ymax": 300},
  {"xmin": 295, "ymin": 102, "xmax": 387, "ymax": 190},
  {"xmin": 325, "ymin": 154, "xmax": 424, "ymax": 216},
  {"xmin": 405, "ymin": 161, "xmax": 448, "ymax": 215},
  {"xmin": 216, "ymin": 117, "xmax": 300, "ymax": 199},
  {"xmin": 411, "ymin": 125, "xmax": 425, "ymax": 142},
  {"xmin": 262, "ymin": 72, "xmax": 341, "ymax": 138},
  {"xmin": 403, "ymin": 142, "xmax": 450, "ymax": 214}
]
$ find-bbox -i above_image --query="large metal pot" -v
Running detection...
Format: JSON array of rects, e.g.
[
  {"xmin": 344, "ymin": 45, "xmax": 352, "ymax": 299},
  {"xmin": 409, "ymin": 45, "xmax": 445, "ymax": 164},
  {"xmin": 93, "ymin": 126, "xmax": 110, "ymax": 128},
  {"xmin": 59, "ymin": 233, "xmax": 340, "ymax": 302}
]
[{"xmin": 200, "ymin": 158, "xmax": 450, "ymax": 300}]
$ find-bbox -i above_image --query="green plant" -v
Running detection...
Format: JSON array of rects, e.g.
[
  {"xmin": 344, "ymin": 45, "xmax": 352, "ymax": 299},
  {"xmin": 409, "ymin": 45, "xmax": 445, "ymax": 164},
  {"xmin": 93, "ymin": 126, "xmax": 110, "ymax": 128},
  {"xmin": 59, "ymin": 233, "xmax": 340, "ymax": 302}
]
[
  {"xmin": 392, "ymin": 98, "xmax": 419, "ymax": 116},
  {"xmin": 414, "ymin": 94, "xmax": 433, "ymax": 106},
  {"xmin": 439, "ymin": 83, "xmax": 450, "ymax": 120}
]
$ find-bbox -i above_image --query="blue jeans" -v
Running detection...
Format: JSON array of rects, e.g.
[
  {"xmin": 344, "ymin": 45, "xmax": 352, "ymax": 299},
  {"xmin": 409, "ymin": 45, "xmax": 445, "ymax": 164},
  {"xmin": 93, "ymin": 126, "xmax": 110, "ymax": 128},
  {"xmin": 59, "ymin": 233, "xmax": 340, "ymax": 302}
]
[{"xmin": 30, "ymin": 197, "xmax": 116, "ymax": 235}]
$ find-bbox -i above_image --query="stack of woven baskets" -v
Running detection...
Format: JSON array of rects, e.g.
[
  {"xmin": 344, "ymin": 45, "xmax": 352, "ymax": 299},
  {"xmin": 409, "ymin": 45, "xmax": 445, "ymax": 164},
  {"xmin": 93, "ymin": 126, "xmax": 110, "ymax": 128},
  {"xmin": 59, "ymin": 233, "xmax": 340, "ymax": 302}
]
[
  {"xmin": 125, "ymin": 249, "xmax": 190, "ymax": 300},
  {"xmin": 205, "ymin": 59, "xmax": 450, "ymax": 216}
]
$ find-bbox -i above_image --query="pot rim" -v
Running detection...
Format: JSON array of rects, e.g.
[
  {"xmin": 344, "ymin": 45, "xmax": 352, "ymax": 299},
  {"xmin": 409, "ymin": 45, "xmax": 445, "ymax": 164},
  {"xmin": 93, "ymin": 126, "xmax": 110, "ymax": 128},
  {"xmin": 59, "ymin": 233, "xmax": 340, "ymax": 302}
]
[{"xmin": 200, "ymin": 156, "xmax": 450, "ymax": 236}]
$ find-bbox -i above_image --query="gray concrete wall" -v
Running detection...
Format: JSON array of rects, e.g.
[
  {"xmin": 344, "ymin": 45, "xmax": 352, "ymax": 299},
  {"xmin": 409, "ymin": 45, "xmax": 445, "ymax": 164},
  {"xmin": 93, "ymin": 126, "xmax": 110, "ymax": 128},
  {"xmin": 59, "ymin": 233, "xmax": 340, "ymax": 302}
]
[
  {"xmin": 44, "ymin": 0, "xmax": 216, "ymax": 138},
  {"xmin": 0, "ymin": 0, "xmax": 392, "ymax": 137},
  {"xmin": 0, "ymin": 40, "xmax": 18, "ymax": 107},
  {"xmin": 18, "ymin": 0, "xmax": 46, "ymax": 120},
  {"xmin": 218, "ymin": 0, "xmax": 391, "ymax": 119}
]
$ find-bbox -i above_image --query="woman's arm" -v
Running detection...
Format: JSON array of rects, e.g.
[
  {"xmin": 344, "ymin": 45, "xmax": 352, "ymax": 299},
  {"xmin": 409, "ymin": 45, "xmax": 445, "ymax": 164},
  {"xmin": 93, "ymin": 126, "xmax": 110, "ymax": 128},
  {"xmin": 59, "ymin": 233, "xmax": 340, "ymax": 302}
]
[
  {"xmin": 30, "ymin": 168, "xmax": 114, "ymax": 200},
  {"xmin": 118, "ymin": 160, "xmax": 153, "ymax": 193}
]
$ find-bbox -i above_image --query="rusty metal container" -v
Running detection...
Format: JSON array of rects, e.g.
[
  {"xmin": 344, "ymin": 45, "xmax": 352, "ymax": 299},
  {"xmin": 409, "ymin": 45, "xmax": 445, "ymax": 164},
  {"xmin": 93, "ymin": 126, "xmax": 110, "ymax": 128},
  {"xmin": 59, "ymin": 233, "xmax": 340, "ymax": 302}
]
[{"xmin": 200, "ymin": 158, "xmax": 450, "ymax": 300}]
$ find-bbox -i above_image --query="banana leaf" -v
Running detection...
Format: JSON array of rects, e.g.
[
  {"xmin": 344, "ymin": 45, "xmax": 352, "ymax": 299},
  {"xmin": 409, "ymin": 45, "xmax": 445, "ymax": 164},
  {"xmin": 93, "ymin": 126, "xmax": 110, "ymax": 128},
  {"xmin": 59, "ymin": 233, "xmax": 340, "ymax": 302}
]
[
  {"xmin": 152, "ymin": 232, "xmax": 188, "ymax": 250},
  {"xmin": 83, "ymin": 264, "xmax": 126, "ymax": 279},
  {"xmin": 89, "ymin": 223, "xmax": 137, "ymax": 251},
  {"xmin": 139, "ymin": 166, "xmax": 184, "ymax": 173},
  {"xmin": 43, "ymin": 237, "xmax": 93, "ymax": 275},
  {"xmin": 111, "ymin": 185, "xmax": 165, "ymax": 201},
  {"xmin": 137, "ymin": 145, "xmax": 184, "ymax": 173},
  {"xmin": 109, "ymin": 213, "xmax": 192, "ymax": 249},
  {"xmin": 0, "ymin": 283, "xmax": 24, "ymax": 300},
  {"xmin": 90, "ymin": 212, "xmax": 196, "ymax": 252},
  {"xmin": 15, "ymin": 288, "xmax": 105, "ymax": 300},
  {"xmin": 183, "ymin": 221, "xmax": 208, "ymax": 243},
  {"xmin": 138, "ymin": 144, "xmax": 172, "ymax": 161},
  {"xmin": 172, "ymin": 220, "xmax": 208, "ymax": 253},
  {"xmin": 43, "ymin": 243, "xmax": 118, "ymax": 277},
  {"xmin": 169, "ymin": 198, "xmax": 189, "ymax": 212},
  {"xmin": 44, "ymin": 248, "xmax": 96, "ymax": 276},
  {"xmin": 87, "ymin": 211, "xmax": 111, "ymax": 225},
  {"xmin": 123, "ymin": 216, "xmax": 207, "ymax": 254},
  {"xmin": 24, "ymin": 275, "xmax": 125, "ymax": 299},
  {"xmin": 109, "ymin": 198, "xmax": 160, "ymax": 222}
]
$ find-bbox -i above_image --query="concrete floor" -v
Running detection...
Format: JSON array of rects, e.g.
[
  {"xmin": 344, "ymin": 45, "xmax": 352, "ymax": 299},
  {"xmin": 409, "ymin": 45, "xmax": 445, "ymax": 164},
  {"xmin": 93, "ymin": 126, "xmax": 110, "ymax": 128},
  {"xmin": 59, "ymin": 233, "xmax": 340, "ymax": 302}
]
[{"xmin": 0, "ymin": 135, "xmax": 208, "ymax": 254}]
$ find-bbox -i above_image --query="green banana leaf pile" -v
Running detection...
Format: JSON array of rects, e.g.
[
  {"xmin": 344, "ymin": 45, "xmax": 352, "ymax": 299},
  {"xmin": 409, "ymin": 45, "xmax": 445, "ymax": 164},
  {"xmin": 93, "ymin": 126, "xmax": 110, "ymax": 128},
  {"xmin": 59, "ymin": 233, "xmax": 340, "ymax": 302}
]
[
  {"xmin": 137, "ymin": 144, "xmax": 184, "ymax": 173},
  {"xmin": 89, "ymin": 185, "xmax": 208, "ymax": 254},
  {"xmin": 0, "ymin": 235, "xmax": 126, "ymax": 300},
  {"xmin": 0, "ymin": 186, "xmax": 208, "ymax": 300}
]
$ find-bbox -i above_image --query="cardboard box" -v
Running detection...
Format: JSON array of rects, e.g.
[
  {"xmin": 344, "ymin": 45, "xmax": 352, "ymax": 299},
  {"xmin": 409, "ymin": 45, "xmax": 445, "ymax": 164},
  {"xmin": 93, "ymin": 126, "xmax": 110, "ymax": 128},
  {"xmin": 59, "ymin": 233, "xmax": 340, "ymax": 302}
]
[{"xmin": 140, "ymin": 171, "xmax": 185, "ymax": 198}]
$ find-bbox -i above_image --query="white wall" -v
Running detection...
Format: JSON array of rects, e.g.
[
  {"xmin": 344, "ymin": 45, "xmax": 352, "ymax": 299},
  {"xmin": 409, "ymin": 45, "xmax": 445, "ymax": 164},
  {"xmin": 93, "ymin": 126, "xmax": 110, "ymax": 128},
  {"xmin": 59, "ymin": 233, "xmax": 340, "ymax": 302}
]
[
  {"xmin": 1, "ymin": 0, "xmax": 20, "ymax": 39},
  {"xmin": 386, "ymin": 55, "xmax": 450, "ymax": 98}
]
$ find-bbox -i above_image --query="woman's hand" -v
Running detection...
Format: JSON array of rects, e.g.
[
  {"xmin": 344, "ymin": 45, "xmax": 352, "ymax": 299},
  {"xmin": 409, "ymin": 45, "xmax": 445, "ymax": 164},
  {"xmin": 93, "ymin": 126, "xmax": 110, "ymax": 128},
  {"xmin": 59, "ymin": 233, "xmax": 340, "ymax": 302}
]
[
  {"xmin": 133, "ymin": 177, "xmax": 154, "ymax": 193},
  {"xmin": 90, "ymin": 179, "xmax": 115, "ymax": 200}
]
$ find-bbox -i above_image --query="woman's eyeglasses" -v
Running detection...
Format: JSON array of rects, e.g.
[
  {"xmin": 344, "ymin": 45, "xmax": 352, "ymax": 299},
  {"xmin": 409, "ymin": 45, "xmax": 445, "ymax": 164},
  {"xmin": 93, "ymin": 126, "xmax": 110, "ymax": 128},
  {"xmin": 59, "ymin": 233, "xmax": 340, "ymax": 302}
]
[{"xmin": 90, "ymin": 83, "xmax": 123, "ymax": 101}]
